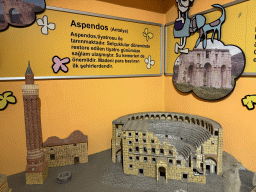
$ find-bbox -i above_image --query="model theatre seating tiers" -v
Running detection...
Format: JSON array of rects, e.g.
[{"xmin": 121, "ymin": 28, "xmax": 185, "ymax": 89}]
[{"xmin": 111, "ymin": 112, "xmax": 223, "ymax": 184}]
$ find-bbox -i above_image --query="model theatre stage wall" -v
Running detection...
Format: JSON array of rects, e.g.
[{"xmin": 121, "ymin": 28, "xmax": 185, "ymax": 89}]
[
  {"xmin": 0, "ymin": 7, "xmax": 162, "ymax": 80},
  {"xmin": 1, "ymin": 0, "xmax": 256, "ymax": 177}
]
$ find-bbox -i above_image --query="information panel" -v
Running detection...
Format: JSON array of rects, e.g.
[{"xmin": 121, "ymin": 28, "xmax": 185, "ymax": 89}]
[
  {"xmin": 0, "ymin": 6, "xmax": 162, "ymax": 80},
  {"xmin": 245, "ymin": 0, "xmax": 256, "ymax": 75}
]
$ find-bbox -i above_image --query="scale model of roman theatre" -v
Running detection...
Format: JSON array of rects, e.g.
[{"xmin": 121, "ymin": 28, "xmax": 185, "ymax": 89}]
[{"xmin": 111, "ymin": 112, "xmax": 223, "ymax": 184}]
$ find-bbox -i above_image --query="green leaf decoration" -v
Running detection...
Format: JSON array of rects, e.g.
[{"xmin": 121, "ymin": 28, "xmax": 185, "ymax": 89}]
[
  {"xmin": 6, "ymin": 96, "xmax": 16, "ymax": 104},
  {"xmin": 3, "ymin": 91, "xmax": 12, "ymax": 98},
  {"xmin": 0, "ymin": 91, "xmax": 17, "ymax": 111},
  {"xmin": 143, "ymin": 28, "xmax": 154, "ymax": 42},
  {"xmin": 0, "ymin": 99, "xmax": 7, "ymax": 110}
]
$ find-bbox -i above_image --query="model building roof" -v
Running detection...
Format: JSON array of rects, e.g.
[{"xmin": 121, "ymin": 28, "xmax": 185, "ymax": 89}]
[
  {"xmin": 43, "ymin": 130, "xmax": 88, "ymax": 147},
  {"xmin": 25, "ymin": 62, "xmax": 33, "ymax": 74}
]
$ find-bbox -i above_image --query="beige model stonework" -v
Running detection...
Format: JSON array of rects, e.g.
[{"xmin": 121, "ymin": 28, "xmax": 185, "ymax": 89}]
[
  {"xmin": 43, "ymin": 130, "xmax": 88, "ymax": 167},
  {"xmin": 0, "ymin": 175, "xmax": 11, "ymax": 192},
  {"xmin": 112, "ymin": 112, "xmax": 223, "ymax": 184}
]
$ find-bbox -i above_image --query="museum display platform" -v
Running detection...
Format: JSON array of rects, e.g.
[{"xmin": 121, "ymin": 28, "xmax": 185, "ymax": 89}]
[{"xmin": 7, "ymin": 149, "xmax": 255, "ymax": 192}]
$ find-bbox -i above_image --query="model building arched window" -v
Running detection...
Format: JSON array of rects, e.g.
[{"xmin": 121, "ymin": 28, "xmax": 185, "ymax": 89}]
[
  {"xmin": 138, "ymin": 169, "xmax": 144, "ymax": 175},
  {"xmin": 50, "ymin": 154, "xmax": 55, "ymax": 160},
  {"xmin": 176, "ymin": 160, "xmax": 181, "ymax": 166}
]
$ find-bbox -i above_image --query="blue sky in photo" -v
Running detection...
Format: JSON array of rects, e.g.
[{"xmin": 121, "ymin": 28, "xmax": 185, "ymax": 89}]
[{"xmin": 196, "ymin": 39, "xmax": 241, "ymax": 56}]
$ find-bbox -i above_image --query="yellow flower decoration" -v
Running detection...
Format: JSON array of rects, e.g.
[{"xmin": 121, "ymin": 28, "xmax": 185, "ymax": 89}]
[
  {"xmin": 242, "ymin": 95, "xmax": 256, "ymax": 110},
  {"xmin": 0, "ymin": 91, "xmax": 17, "ymax": 111},
  {"xmin": 143, "ymin": 28, "xmax": 154, "ymax": 42}
]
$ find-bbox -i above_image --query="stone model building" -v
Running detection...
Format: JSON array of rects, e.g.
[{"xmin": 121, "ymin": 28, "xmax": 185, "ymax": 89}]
[
  {"xmin": 43, "ymin": 130, "xmax": 88, "ymax": 167},
  {"xmin": 21, "ymin": 64, "xmax": 48, "ymax": 185},
  {"xmin": 112, "ymin": 112, "xmax": 223, "ymax": 184},
  {"xmin": 175, "ymin": 48, "xmax": 232, "ymax": 88},
  {"xmin": 0, "ymin": 174, "xmax": 11, "ymax": 192}
]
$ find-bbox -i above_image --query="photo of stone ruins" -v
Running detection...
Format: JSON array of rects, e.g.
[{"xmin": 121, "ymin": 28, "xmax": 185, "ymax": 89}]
[
  {"xmin": 173, "ymin": 46, "xmax": 245, "ymax": 100},
  {"xmin": 0, "ymin": 0, "xmax": 44, "ymax": 30}
]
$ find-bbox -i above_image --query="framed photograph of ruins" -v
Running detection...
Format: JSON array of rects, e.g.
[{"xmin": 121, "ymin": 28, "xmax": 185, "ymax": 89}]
[
  {"xmin": 173, "ymin": 41, "xmax": 245, "ymax": 100},
  {"xmin": 0, "ymin": 0, "xmax": 45, "ymax": 31},
  {"xmin": 165, "ymin": 0, "xmax": 248, "ymax": 100}
]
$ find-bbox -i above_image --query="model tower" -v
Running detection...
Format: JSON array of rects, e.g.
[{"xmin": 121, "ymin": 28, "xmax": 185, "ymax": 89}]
[{"xmin": 21, "ymin": 63, "xmax": 48, "ymax": 185}]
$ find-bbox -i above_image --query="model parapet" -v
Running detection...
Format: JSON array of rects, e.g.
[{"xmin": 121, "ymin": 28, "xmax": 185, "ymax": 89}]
[
  {"xmin": 112, "ymin": 112, "xmax": 223, "ymax": 184},
  {"xmin": 0, "ymin": 174, "xmax": 11, "ymax": 192},
  {"xmin": 21, "ymin": 63, "xmax": 48, "ymax": 185},
  {"xmin": 43, "ymin": 130, "xmax": 88, "ymax": 167}
]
